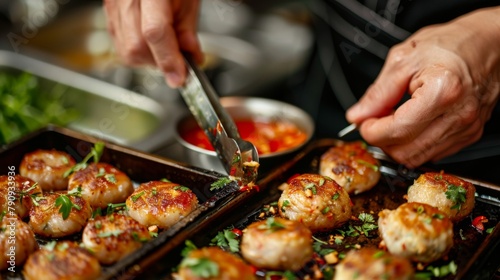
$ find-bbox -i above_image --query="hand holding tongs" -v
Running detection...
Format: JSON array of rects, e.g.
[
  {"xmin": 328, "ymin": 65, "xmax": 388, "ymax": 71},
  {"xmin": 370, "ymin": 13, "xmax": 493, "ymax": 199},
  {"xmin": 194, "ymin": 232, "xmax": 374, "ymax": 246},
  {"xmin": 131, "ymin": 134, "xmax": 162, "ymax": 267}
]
[{"xmin": 178, "ymin": 54, "xmax": 259, "ymax": 187}]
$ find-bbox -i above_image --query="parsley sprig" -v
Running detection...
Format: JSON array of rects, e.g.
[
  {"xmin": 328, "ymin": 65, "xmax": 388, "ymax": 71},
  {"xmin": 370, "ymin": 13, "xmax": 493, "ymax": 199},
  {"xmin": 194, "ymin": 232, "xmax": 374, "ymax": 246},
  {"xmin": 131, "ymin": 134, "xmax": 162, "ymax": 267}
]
[
  {"xmin": 63, "ymin": 142, "xmax": 105, "ymax": 178},
  {"xmin": 210, "ymin": 229, "xmax": 239, "ymax": 253},
  {"xmin": 180, "ymin": 257, "xmax": 219, "ymax": 278},
  {"xmin": 181, "ymin": 240, "xmax": 198, "ymax": 257},
  {"xmin": 445, "ymin": 184, "xmax": 467, "ymax": 210},
  {"xmin": 55, "ymin": 186, "xmax": 83, "ymax": 220},
  {"xmin": 337, "ymin": 213, "xmax": 378, "ymax": 237}
]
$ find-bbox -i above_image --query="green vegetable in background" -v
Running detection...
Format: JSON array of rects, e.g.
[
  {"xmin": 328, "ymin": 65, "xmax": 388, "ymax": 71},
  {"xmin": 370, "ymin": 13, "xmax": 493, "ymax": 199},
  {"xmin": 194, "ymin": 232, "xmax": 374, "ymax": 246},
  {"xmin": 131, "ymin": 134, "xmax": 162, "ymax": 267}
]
[{"xmin": 0, "ymin": 72, "xmax": 79, "ymax": 145}]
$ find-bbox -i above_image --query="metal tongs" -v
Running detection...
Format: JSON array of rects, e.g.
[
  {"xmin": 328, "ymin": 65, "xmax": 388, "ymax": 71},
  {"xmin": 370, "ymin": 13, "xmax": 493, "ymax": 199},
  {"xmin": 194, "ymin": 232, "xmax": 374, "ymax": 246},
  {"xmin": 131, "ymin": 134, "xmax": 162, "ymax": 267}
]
[{"xmin": 179, "ymin": 54, "xmax": 259, "ymax": 187}]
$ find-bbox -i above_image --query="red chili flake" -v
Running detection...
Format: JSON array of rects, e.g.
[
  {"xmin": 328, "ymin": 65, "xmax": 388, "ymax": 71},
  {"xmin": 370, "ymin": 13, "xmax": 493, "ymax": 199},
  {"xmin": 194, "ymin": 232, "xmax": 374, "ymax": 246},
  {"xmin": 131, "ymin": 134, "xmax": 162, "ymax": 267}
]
[
  {"xmin": 312, "ymin": 253, "xmax": 326, "ymax": 265},
  {"xmin": 287, "ymin": 173, "xmax": 301, "ymax": 184},
  {"xmin": 250, "ymin": 265, "xmax": 258, "ymax": 275},
  {"xmin": 231, "ymin": 228, "xmax": 243, "ymax": 236},
  {"xmin": 472, "ymin": 215, "xmax": 489, "ymax": 232},
  {"xmin": 229, "ymin": 167, "xmax": 237, "ymax": 176}
]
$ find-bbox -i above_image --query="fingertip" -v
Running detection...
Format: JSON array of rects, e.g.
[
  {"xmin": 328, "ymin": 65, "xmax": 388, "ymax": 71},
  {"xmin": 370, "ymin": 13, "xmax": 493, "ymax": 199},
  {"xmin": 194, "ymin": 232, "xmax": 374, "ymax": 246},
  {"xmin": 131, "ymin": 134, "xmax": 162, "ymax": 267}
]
[
  {"xmin": 346, "ymin": 103, "xmax": 362, "ymax": 123},
  {"xmin": 165, "ymin": 72, "xmax": 183, "ymax": 88}
]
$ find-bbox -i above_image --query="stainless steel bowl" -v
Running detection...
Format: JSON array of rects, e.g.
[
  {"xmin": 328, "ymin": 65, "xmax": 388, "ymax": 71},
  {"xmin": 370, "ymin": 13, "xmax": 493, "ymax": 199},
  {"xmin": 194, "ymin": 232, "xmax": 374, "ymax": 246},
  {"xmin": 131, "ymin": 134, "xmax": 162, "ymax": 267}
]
[{"xmin": 175, "ymin": 97, "xmax": 315, "ymax": 175}]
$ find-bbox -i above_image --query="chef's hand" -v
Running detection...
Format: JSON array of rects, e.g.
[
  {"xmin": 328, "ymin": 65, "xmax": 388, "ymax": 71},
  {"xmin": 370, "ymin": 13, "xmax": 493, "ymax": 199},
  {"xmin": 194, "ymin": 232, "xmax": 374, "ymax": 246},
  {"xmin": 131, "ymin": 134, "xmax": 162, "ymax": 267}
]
[
  {"xmin": 103, "ymin": 0, "xmax": 203, "ymax": 88},
  {"xmin": 346, "ymin": 6, "xmax": 500, "ymax": 168}
]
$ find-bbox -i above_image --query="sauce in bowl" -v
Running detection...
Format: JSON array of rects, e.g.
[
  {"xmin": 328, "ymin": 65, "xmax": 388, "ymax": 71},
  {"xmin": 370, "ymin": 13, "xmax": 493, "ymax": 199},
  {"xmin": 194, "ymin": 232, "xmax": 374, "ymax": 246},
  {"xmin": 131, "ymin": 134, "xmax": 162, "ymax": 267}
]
[{"xmin": 181, "ymin": 119, "xmax": 308, "ymax": 155}]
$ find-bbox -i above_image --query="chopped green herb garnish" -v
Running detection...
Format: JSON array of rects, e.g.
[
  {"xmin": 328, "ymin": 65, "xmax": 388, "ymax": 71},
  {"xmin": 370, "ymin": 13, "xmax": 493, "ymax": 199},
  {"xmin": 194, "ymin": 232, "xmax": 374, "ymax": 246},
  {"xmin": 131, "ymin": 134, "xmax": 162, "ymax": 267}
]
[
  {"xmin": 322, "ymin": 207, "xmax": 330, "ymax": 214},
  {"xmin": 174, "ymin": 186, "xmax": 191, "ymax": 192},
  {"xmin": 432, "ymin": 213, "xmax": 444, "ymax": 220},
  {"xmin": 43, "ymin": 241, "xmax": 57, "ymax": 251},
  {"xmin": 16, "ymin": 182, "xmax": 41, "ymax": 206},
  {"xmin": 104, "ymin": 174, "xmax": 117, "ymax": 183},
  {"xmin": 356, "ymin": 159, "xmax": 379, "ymax": 172},
  {"xmin": 180, "ymin": 257, "xmax": 219, "ymax": 278},
  {"xmin": 181, "ymin": 240, "xmax": 198, "ymax": 257},
  {"xmin": 417, "ymin": 205, "xmax": 425, "ymax": 214},
  {"xmin": 445, "ymin": 184, "xmax": 467, "ymax": 210},
  {"xmin": 281, "ymin": 200, "xmax": 290, "ymax": 212},
  {"xmin": 210, "ymin": 229, "xmax": 239, "ymax": 253},
  {"xmin": 160, "ymin": 178, "xmax": 171, "ymax": 182},
  {"xmin": 486, "ymin": 227, "xmax": 494, "ymax": 234},
  {"xmin": 95, "ymin": 221, "xmax": 102, "ymax": 230},
  {"xmin": 372, "ymin": 251, "xmax": 385, "ymax": 259},
  {"xmin": 415, "ymin": 261, "xmax": 457, "ymax": 279},
  {"xmin": 257, "ymin": 217, "xmax": 286, "ymax": 232},
  {"xmin": 318, "ymin": 178, "xmax": 325, "ymax": 186},
  {"xmin": 131, "ymin": 191, "xmax": 145, "ymax": 202},
  {"xmin": 358, "ymin": 213, "xmax": 375, "ymax": 223},
  {"xmin": 332, "ymin": 192, "xmax": 340, "ymax": 200},
  {"xmin": 64, "ymin": 142, "xmax": 105, "ymax": 178},
  {"xmin": 97, "ymin": 229, "xmax": 123, "ymax": 238},
  {"xmin": 131, "ymin": 232, "xmax": 149, "ymax": 243},
  {"xmin": 92, "ymin": 207, "xmax": 103, "ymax": 218},
  {"xmin": 152, "ymin": 187, "xmax": 157, "ymax": 196},
  {"xmin": 106, "ymin": 202, "xmax": 127, "ymax": 214},
  {"xmin": 210, "ymin": 177, "xmax": 232, "ymax": 191},
  {"xmin": 55, "ymin": 195, "xmax": 81, "ymax": 220},
  {"xmin": 303, "ymin": 183, "xmax": 317, "ymax": 195}
]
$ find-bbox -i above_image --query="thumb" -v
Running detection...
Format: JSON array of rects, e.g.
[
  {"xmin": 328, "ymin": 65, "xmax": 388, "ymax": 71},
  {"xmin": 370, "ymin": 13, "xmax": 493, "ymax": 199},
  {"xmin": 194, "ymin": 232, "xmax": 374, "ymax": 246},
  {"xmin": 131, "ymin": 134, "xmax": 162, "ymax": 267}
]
[{"xmin": 346, "ymin": 59, "xmax": 413, "ymax": 124}]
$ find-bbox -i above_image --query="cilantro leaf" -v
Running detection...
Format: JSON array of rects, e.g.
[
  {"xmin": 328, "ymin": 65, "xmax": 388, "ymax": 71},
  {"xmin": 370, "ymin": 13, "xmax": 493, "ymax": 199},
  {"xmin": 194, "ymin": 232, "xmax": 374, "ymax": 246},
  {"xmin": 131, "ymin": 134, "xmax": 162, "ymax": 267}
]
[
  {"xmin": 445, "ymin": 184, "xmax": 467, "ymax": 210},
  {"xmin": 210, "ymin": 229, "xmax": 240, "ymax": 253},
  {"xmin": 180, "ymin": 257, "xmax": 219, "ymax": 278},
  {"xmin": 55, "ymin": 195, "xmax": 81, "ymax": 220},
  {"xmin": 181, "ymin": 240, "xmax": 198, "ymax": 257}
]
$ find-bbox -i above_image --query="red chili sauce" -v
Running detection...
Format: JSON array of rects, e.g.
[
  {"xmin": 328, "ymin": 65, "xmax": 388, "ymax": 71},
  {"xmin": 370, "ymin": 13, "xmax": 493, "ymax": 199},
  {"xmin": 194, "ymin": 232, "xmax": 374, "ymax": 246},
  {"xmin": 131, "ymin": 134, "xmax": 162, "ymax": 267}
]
[{"xmin": 181, "ymin": 119, "xmax": 308, "ymax": 155}]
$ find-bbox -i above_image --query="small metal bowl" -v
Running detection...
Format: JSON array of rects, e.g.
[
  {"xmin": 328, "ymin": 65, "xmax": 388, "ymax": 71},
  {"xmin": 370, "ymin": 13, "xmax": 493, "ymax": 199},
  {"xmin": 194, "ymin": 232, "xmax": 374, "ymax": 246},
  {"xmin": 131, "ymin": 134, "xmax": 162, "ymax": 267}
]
[{"xmin": 175, "ymin": 97, "xmax": 315, "ymax": 175}]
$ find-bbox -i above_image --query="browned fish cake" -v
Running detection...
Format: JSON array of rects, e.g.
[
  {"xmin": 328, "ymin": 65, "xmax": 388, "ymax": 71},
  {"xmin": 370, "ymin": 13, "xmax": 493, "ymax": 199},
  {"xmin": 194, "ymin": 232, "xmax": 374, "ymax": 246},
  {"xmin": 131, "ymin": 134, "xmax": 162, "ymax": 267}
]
[
  {"xmin": 319, "ymin": 141, "xmax": 381, "ymax": 194},
  {"xmin": 68, "ymin": 162, "xmax": 134, "ymax": 209},
  {"xmin": 378, "ymin": 202, "xmax": 453, "ymax": 263},
  {"xmin": 178, "ymin": 246, "xmax": 256, "ymax": 280},
  {"xmin": 23, "ymin": 241, "xmax": 101, "ymax": 280},
  {"xmin": 126, "ymin": 180, "xmax": 198, "ymax": 229},
  {"xmin": 82, "ymin": 213, "xmax": 151, "ymax": 265},
  {"xmin": 335, "ymin": 247, "xmax": 414, "ymax": 280},
  {"xmin": 241, "ymin": 217, "xmax": 313, "ymax": 271},
  {"xmin": 0, "ymin": 175, "xmax": 41, "ymax": 219},
  {"xmin": 20, "ymin": 149, "xmax": 76, "ymax": 191},
  {"xmin": 278, "ymin": 173, "xmax": 352, "ymax": 232},
  {"xmin": 29, "ymin": 192, "xmax": 92, "ymax": 238},
  {"xmin": 407, "ymin": 171, "xmax": 475, "ymax": 222}
]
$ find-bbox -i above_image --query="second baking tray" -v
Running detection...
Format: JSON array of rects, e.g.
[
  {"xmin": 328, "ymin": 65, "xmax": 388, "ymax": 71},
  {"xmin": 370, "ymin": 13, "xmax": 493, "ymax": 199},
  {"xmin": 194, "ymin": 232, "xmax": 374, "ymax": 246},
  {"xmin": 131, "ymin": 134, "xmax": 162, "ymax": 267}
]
[
  {"xmin": 0, "ymin": 125, "xmax": 241, "ymax": 280},
  {"xmin": 134, "ymin": 139, "xmax": 500, "ymax": 280}
]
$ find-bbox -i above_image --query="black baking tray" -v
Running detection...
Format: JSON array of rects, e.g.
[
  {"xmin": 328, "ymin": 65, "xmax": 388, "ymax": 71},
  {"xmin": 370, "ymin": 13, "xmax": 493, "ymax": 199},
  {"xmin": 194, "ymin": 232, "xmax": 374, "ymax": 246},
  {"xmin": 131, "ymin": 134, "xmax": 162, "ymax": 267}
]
[
  {"xmin": 0, "ymin": 125, "xmax": 242, "ymax": 280},
  {"xmin": 133, "ymin": 139, "xmax": 500, "ymax": 280}
]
